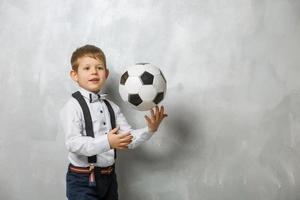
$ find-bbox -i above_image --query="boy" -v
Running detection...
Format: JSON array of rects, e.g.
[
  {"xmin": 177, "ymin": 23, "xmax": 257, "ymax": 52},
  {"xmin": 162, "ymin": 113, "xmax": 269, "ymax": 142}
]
[{"xmin": 60, "ymin": 44, "xmax": 167, "ymax": 200}]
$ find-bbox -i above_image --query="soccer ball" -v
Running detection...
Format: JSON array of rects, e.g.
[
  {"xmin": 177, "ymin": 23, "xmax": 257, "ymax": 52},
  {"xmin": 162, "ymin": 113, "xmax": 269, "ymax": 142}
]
[{"xmin": 119, "ymin": 63, "xmax": 167, "ymax": 111}]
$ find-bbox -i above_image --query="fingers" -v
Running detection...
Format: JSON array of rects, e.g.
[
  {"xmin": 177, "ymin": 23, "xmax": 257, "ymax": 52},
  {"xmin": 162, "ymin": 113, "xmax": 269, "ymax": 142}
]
[
  {"xmin": 149, "ymin": 106, "xmax": 160, "ymax": 120},
  {"xmin": 119, "ymin": 142, "xmax": 131, "ymax": 146},
  {"xmin": 144, "ymin": 115, "xmax": 151, "ymax": 124},
  {"xmin": 110, "ymin": 126, "xmax": 120, "ymax": 134},
  {"xmin": 117, "ymin": 132, "xmax": 133, "ymax": 143},
  {"xmin": 159, "ymin": 106, "xmax": 163, "ymax": 117},
  {"xmin": 108, "ymin": 129, "xmax": 133, "ymax": 150},
  {"xmin": 147, "ymin": 106, "xmax": 168, "ymax": 123},
  {"xmin": 117, "ymin": 132, "xmax": 132, "ymax": 139},
  {"xmin": 152, "ymin": 106, "xmax": 167, "ymax": 121},
  {"xmin": 155, "ymin": 106, "xmax": 159, "ymax": 121},
  {"xmin": 116, "ymin": 136, "xmax": 132, "ymax": 149},
  {"xmin": 150, "ymin": 108, "xmax": 155, "ymax": 119},
  {"xmin": 160, "ymin": 106, "xmax": 165, "ymax": 118},
  {"xmin": 119, "ymin": 135, "xmax": 133, "ymax": 143}
]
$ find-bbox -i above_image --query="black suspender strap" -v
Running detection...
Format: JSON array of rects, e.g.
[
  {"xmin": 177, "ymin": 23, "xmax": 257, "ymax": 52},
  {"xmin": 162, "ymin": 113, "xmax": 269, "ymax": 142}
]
[
  {"xmin": 103, "ymin": 99, "xmax": 117, "ymax": 159},
  {"xmin": 72, "ymin": 91, "xmax": 97, "ymax": 163},
  {"xmin": 72, "ymin": 91, "xmax": 118, "ymax": 162},
  {"xmin": 103, "ymin": 100, "xmax": 116, "ymax": 129}
]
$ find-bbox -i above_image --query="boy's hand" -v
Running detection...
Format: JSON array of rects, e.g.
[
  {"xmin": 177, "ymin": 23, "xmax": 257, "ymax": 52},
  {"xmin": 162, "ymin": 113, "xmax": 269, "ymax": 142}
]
[
  {"xmin": 144, "ymin": 106, "xmax": 168, "ymax": 133},
  {"xmin": 107, "ymin": 127, "xmax": 133, "ymax": 149}
]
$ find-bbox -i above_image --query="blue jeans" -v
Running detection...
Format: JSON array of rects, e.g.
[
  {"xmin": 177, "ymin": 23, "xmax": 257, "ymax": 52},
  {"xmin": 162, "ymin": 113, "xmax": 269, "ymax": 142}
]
[{"xmin": 66, "ymin": 166, "xmax": 118, "ymax": 200}]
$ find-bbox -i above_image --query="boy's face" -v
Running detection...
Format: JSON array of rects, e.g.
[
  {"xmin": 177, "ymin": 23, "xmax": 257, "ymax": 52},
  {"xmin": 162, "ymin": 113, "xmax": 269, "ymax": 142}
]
[{"xmin": 70, "ymin": 56, "xmax": 109, "ymax": 93}]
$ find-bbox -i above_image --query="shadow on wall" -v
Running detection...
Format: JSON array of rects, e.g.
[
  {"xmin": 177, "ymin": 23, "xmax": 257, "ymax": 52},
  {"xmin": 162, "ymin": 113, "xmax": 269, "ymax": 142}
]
[
  {"xmin": 104, "ymin": 77, "xmax": 205, "ymax": 199},
  {"xmin": 120, "ymin": 102, "xmax": 203, "ymax": 200},
  {"xmin": 130, "ymin": 104, "xmax": 201, "ymax": 162},
  {"xmin": 114, "ymin": 88, "xmax": 203, "ymax": 199},
  {"xmin": 105, "ymin": 78, "xmax": 203, "ymax": 165}
]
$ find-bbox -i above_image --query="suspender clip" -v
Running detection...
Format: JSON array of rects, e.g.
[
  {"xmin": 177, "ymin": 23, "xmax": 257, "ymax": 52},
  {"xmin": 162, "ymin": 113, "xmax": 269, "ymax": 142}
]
[
  {"xmin": 89, "ymin": 164, "xmax": 95, "ymax": 171},
  {"xmin": 88, "ymin": 164, "xmax": 96, "ymax": 187}
]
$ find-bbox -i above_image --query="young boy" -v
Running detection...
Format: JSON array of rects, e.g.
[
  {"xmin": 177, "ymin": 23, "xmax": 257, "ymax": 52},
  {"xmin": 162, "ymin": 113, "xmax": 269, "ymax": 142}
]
[{"xmin": 60, "ymin": 44, "xmax": 167, "ymax": 200}]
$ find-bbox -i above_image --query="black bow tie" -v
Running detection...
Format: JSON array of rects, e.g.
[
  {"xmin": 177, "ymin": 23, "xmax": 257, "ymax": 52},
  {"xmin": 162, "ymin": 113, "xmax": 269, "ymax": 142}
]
[{"xmin": 89, "ymin": 93, "xmax": 107, "ymax": 103}]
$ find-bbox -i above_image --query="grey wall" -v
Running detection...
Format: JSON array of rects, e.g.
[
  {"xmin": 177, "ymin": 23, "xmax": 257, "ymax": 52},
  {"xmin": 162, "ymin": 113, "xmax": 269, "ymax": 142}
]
[{"xmin": 1, "ymin": 0, "xmax": 300, "ymax": 199}]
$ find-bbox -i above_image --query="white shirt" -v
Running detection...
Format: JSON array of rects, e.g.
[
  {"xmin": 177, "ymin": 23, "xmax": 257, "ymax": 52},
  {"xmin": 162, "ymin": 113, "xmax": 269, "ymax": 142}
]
[{"xmin": 60, "ymin": 87, "xmax": 153, "ymax": 167}]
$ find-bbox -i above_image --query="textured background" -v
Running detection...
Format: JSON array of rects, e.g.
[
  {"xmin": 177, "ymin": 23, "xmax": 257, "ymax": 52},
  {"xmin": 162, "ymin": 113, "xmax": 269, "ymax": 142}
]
[{"xmin": 1, "ymin": 0, "xmax": 300, "ymax": 199}]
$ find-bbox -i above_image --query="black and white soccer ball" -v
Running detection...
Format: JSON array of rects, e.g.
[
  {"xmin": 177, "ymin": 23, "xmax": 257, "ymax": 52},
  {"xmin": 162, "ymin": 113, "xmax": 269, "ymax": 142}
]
[{"xmin": 119, "ymin": 63, "xmax": 167, "ymax": 111}]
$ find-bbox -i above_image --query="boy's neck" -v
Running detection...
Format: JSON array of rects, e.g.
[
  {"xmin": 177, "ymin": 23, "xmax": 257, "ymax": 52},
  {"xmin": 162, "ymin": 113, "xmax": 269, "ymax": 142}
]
[{"xmin": 78, "ymin": 86, "xmax": 101, "ymax": 94}]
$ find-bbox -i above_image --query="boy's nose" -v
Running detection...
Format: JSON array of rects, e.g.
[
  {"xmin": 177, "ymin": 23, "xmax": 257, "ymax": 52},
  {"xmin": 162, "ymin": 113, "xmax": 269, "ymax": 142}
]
[{"xmin": 91, "ymin": 67, "xmax": 98, "ymax": 74}]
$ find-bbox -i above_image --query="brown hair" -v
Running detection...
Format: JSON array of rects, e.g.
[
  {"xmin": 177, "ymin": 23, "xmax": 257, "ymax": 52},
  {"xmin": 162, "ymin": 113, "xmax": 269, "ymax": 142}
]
[{"xmin": 71, "ymin": 44, "xmax": 106, "ymax": 71}]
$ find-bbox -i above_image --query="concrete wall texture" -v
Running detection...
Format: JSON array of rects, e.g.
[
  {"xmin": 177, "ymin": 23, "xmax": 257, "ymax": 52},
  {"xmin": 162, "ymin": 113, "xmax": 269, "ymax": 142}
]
[{"xmin": 1, "ymin": 0, "xmax": 300, "ymax": 199}]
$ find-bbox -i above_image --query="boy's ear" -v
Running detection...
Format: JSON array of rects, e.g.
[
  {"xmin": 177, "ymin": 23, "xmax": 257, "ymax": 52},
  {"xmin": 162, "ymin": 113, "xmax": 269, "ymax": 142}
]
[
  {"xmin": 105, "ymin": 69, "xmax": 109, "ymax": 79},
  {"xmin": 70, "ymin": 70, "xmax": 78, "ymax": 82}
]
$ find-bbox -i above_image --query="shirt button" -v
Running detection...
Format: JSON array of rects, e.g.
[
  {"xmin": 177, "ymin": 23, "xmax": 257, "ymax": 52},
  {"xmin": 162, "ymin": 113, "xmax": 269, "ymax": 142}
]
[
  {"xmin": 103, "ymin": 122, "xmax": 106, "ymax": 125},
  {"xmin": 100, "ymin": 110, "xmax": 103, "ymax": 113}
]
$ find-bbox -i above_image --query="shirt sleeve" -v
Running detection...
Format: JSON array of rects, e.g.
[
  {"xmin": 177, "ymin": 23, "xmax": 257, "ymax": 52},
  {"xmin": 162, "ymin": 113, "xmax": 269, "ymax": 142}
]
[
  {"xmin": 110, "ymin": 101, "xmax": 153, "ymax": 149},
  {"xmin": 60, "ymin": 99, "xmax": 111, "ymax": 157}
]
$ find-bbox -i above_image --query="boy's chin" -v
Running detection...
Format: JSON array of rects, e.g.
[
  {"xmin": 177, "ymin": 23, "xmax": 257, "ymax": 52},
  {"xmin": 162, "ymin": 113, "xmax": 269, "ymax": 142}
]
[
  {"xmin": 90, "ymin": 88, "xmax": 101, "ymax": 93},
  {"xmin": 82, "ymin": 86, "xmax": 101, "ymax": 93}
]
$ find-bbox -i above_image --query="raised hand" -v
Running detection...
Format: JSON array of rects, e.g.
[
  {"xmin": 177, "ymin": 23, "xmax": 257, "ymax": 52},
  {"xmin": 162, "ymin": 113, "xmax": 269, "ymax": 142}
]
[
  {"xmin": 107, "ymin": 127, "xmax": 133, "ymax": 149},
  {"xmin": 144, "ymin": 106, "xmax": 168, "ymax": 133}
]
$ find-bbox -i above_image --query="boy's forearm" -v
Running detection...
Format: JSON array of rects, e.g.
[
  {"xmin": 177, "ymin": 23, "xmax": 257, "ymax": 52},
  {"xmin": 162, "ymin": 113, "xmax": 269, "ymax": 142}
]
[
  {"xmin": 66, "ymin": 135, "xmax": 111, "ymax": 156},
  {"xmin": 128, "ymin": 127, "xmax": 153, "ymax": 149}
]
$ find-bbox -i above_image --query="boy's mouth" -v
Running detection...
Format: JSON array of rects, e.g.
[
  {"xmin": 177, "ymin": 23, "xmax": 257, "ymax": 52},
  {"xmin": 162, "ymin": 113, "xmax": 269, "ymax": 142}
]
[{"xmin": 89, "ymin": 78, "xmax": 100, "ymax": 81}]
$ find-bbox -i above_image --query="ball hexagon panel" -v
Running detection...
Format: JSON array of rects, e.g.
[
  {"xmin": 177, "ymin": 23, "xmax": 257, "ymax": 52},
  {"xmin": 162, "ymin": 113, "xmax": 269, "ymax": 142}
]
[
  {"xmin": 153, "ymin": 74, "xmax": 166, "ymax": 93},
  {"xmin": 144, "ymin": 64, "xmax": 161, "ymax": 75},
  {"xmin": 138, "ymin": 85, "xmax": 157, "ymax": 101},
  {"xmin": 127, "ymin": 65, "xmax": 145, "ymax": 76},
  {"xmin": 136, "ymin": 101, "xmax": 156, "ymax": 111},
  {"xmin": 124, "ymin": 76, "xmax": 142, "ymax": 94}
]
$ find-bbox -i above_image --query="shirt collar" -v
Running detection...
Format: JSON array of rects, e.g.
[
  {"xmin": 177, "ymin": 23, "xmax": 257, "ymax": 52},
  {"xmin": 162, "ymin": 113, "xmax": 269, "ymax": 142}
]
[{"xmin": 78, "ymin": 87, "xmax": 107, "ymax": 103}]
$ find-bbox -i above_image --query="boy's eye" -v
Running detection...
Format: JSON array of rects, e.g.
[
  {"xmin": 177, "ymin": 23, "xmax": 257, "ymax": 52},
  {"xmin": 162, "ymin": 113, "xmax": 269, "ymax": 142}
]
[
  {"xmin": 98, "ymin": 67, "xmax": 104, "ymax": 70},
  {"xmin": 84, "ymin": 67, "xmax": 90, "ymax": 70}
]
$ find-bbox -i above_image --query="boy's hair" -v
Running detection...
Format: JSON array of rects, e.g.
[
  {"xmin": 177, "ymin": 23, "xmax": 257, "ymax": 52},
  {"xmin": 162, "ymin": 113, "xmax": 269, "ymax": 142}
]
[{"xmin": 71, "ymin": 44, "xmax": 106, "ymax": 71}]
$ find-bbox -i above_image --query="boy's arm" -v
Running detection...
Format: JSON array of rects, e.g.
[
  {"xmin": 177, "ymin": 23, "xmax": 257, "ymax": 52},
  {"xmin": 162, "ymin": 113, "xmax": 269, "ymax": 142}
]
[
  {"xmin": 127, "ymin": 127, "xmax": 154, "ymax": 149},
  {"xmin": 144, "ymin": 106, "xmax": 168, "ymax": 133},
  {"xmin": 129, "ymin": 106, "xmax": 167, "ymax": 149},
  {"xmin": 60, "ymin": 99, "xmax": 111, "ymax": 156},
  {"xmin": 129, "ymin": 106, "xmax": 168, "ymax": 148},
  {"xmin": 111, "ymin": 102, "xmax": 167, "ymax": 149}
]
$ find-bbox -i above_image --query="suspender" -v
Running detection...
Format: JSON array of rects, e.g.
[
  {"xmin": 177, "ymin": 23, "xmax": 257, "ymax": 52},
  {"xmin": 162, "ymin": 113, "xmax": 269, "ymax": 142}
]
[
  {"xmin": 72, "ymin": 91, "xmax": 117, "ymax": 164},
  {"xmin": 103, "ymin": 99, "xmax": 117, "ymax": 159}
]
